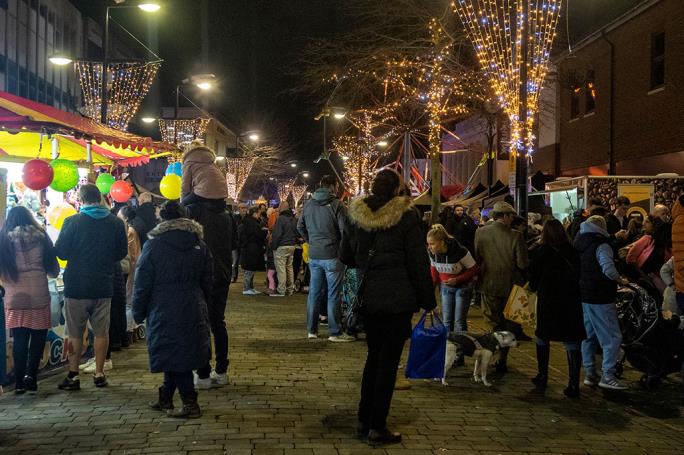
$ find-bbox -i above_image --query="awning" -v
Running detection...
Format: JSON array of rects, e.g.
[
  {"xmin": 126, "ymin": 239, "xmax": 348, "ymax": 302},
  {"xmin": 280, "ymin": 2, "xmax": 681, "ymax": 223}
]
[{"xmin": 0, "ymin": 91, "xmax": 176, "ymax": 158}]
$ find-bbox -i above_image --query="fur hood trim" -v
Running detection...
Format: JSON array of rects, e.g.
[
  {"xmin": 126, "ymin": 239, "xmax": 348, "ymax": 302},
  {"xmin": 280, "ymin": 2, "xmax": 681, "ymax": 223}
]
[
  {"xmin": 148, "ymin": 218, "xmax": 204, "ymax": 240},
  {"xmin": 182, "ymin": 145, "xmax": 216, "ymax": 164},
  {"xmin": 8, "ymin": 225, "xmax": 46, "ymax": 246},
  {"xmin": 348, "ymin": 196, "xmax": 413, "ymax": 231}
]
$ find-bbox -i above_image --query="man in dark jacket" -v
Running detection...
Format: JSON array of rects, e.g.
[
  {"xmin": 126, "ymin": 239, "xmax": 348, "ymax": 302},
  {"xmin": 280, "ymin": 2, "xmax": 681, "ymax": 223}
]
[
  {"xmin": 185, "ymin": 198, "xmax": 236, "ymax": 389},
  {"xmin": 574, "ymin": 215, "xmax": 629, "ymax": 390},
  {"xmin": 445, "ymin": 204, "xmax": 477, "ymax": 253},
  {"xmin": 297, "ymin": 175, "xmax": 353, "ymax": 342},
  {"xmin": 132, "ymin": 192, "xmax": 158, "ymax": 247},
  {"xmin": 55, "ymin": 184, "xmax": 128, "ymax": 390},
  {"xmin": 271, "ymin": 201, "xmax": 300, "ymax": 297}
]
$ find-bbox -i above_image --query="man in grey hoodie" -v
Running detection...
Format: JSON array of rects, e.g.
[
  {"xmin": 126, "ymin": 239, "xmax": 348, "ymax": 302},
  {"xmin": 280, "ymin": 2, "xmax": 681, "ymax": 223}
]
[{"xmin": 297, "ymin": 175, "xmax": 354, "ymax": 342}]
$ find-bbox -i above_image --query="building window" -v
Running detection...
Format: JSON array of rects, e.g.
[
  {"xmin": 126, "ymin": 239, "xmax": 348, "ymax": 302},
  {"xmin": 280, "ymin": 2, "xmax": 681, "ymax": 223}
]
[
  {"xmin": 570, "ymin": 85, "xmax": 581, "ymax": 119},
  {"xmin": 585, "ymin": 70, "xmax": 596, "ymax": 113},
  {"xmin": 650, "ymin": 32, "xmax": 665, "ymax": 89}
]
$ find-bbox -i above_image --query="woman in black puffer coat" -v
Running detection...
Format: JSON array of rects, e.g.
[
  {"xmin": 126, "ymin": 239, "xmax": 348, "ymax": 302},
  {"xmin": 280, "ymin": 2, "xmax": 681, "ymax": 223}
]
[
  {"xmin": 133, "ymin": 201, "xmax": 212, "ymax": 419},
  {"xmin": 529, "ymin": 219, "xmax": 585, "ymax": 398},
  {"xmin": 341, "ymin": 169, "xmax": 436, "ymax": 446}
]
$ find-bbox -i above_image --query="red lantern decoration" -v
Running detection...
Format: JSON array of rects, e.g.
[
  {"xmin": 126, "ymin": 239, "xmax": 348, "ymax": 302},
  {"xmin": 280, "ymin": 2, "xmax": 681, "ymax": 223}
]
[
  {"xmin": 22, "ymin": 159, "xmax": 54, "ymax": 190},
  {"xmin": 110, "ymin": 180, "xmax": 134, "ymax": 203}
]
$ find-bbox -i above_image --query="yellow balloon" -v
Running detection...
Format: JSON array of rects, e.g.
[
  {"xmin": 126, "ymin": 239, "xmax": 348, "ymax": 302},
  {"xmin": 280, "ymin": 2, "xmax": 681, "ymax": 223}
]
[
  {"xmin": 160, "ymin": 174, "xmax": 182, "ymax": 200},
  {"xmin": 46, "ymin": 203, "xmax": 77, "ymax": 230}
]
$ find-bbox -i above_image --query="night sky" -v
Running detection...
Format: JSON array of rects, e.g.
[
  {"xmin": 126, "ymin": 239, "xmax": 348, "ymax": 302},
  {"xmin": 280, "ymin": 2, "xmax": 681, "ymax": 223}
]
[{"xmin": 68, "ymin": 0, "xmax": 644, "ymax": 170}]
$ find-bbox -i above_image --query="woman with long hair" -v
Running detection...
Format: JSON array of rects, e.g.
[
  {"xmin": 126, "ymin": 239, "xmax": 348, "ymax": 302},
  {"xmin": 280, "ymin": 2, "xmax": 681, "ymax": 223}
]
[
  {"xmin": 342, "ymin": 169, "xmax": 436, "ymax": 445},
  {"xmin": 0, "ymin": 206, "xmax": 59, "ymax": 394},
  {"xmin": 529, "ymin": 218, "xmax": 585, "ymax": 398},
  {"xmin": 627, "ymin": 215, "xmax": 672, "ymax": 289}
]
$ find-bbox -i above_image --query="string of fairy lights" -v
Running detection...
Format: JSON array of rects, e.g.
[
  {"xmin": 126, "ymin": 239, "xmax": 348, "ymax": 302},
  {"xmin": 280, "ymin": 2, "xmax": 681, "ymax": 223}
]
[
  {"xmin": 159, "ymin": 118, "xmax": 211, "ymax": 146},
  {"xmin": 225, "ymin": 157, "xmax": 256, "ymax": 200},
  {"xmin": 452, "ymin": 0, "xmax": 563, "ymax": 154},
  {"xmin": 290, "ymin": 185, "xmax": 308, "ymax": 207},
  {"xmin": 332, "ymin": 135, "xmax": 376, "ymax": 196},
  {"xmin": 76, "ymin": 61, "xmax": 161, "ymax": 131},
  {"xmin": 276, "ymin": 178, "xmax": 294, "ymax": 203}
]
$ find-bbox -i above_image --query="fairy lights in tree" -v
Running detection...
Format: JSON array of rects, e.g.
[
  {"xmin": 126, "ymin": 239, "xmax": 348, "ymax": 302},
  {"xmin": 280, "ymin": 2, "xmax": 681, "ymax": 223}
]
[
  {"xmin": 332, "ymin": 135, "xmax": 376, "ymax": 196},
  {"xmin": 225, "ymin": 157, "xmax": 256, "ymax": 200},
  {"xmin": 453, "ymin": 0, "xmax": 563, "ymax": 154},
  {"xmin": 159, "ymin": 118, "xmax": 211, "ymax": 146},
  {"xmin": 291, "ymin": 185, "xmax": 308, "ymax": 207},
  {"xmin": 76, "ymin": 61, "xmax": 161, "ymax": 131},
  {"xmin": 276, "ymin": 178, "xmax": 294, "ymax": 204}
]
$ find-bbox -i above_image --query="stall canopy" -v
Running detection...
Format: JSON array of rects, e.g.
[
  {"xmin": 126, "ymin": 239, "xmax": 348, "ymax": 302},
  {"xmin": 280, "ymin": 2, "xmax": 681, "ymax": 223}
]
[{"xmin": 0, "ymin": 91, "xmax": 176, "ymax": 166}]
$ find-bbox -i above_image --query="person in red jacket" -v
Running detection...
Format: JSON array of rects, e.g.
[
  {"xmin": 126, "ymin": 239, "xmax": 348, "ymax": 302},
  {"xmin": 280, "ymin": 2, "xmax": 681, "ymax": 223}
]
[{"xmin": 427, "ymin": 224, "xmax": 479, "ymax": 363}]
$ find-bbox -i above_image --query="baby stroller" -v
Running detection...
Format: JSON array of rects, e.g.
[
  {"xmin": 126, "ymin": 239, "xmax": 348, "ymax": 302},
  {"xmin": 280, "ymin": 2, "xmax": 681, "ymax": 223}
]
[{"xmin": 615, "ymin": 280, "xmax": 684, "ymax": 388}]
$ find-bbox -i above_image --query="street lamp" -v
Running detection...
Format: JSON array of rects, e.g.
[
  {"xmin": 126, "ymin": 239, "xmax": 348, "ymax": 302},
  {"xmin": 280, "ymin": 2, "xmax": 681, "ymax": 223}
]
[
  {"xmin": 141, "ymin": 116, "xmax": 156, "ymax": 124},
  {"xmin": 314, "ymin": 105, "xmax": 347, "ymax": 186},
  {"xmin": 248, "ymin": 133, "xmax": 260, "ymax": 142},
  {"xmin": 138, "ymin": 3, "xmax": 161, "ymax": 12},
  {"xmin": 235, "ymin": 130, "xmax": 261, "ymax": 154},
  {"xmin": 290, "ymin": 163, "xmax": 297, "ymax": 168},
  {"xmin": 377, "ymin": 140, "xmax": 388, "ymax": 147},
  {"xmin": 48, "ymin": 55, "xmax": 73, "ymax": 66}
]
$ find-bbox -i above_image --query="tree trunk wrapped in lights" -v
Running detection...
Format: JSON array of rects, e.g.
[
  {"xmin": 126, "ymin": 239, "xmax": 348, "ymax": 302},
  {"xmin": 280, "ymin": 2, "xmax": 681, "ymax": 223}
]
[
  {"xmin": 276, "ymin": 178, "xmax": 294, "ymax": 205},
  {"xmin": 332, "ymin": 135, "xmax": 377, "ymax": 196},
  {"xmin": 291, "ymin": 185, "xmax": 308, "ymax": 208},
  {"xmin": 76, "ymin": 61, "xmax": 161, "ymax": 131},
  {"xmin": 225, "ymin": 157, "xmax": 257, "ymax": 201}
]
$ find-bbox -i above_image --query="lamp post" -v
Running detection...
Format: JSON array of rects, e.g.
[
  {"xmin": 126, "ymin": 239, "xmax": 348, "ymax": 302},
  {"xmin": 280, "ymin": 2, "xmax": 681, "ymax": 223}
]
[
  {"xmin": 514, "ymin": 0, "xmax": 529, "ymax": 218},
  {"xmin": 101, "ymin": 2, "xmax": 161, "ymax": 125},
  {"xmin": 173, "ymin": 74, "xmax": 216, "ymax": 143},
  {"xmin": 314, "ymin": 106, "xmax": 346, "ymax": 187}
]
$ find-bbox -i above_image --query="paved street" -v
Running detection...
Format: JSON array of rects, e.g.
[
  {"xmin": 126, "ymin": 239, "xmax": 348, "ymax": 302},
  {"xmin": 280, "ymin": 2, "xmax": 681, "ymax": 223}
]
[{"xmin": 1, "ymin": 275, "xmax": 683, "ymax": 455}]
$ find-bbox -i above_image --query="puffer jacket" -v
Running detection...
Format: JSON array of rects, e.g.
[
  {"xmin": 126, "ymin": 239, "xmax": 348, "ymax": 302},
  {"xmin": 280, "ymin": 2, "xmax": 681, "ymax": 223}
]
[
  {"xmin": 181, "ymin": 145, "xmax": 229, "ymax": 200},
  {"xmin": 297, "ymin": 187, "xmax": 347, "ymax": 260},
  {"xmin": 341, "ymin": 195, "xmax": 436, "ymax": 315},
  {"xmin": 132, "ymin": 218, "xmax": 212, "ymax": 373},
  {"xmin": 2, "ymin": 226, "xmax": 59, "ymax": 310}
]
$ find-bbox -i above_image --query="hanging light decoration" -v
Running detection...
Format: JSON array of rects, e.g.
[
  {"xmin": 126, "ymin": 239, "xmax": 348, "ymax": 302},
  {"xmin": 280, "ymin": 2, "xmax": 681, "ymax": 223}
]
[
  {"xmin": 291, "ymin": 184, "xmax": 308, "ymax": 207},
  {"xmin": 452, "ymin": 0, "xmax": 563, "ymax": 154},
  {"xmin": 276, "ymin": 178, "xmax": 294, "ymax": 204},
  {"xmin": 225, "ymin": 157, "xmax": 256, "ymax": 200},
  {"xmin": 159, "ymin": 118, "xmax": 211, "ymax": 146},
  {"xmin": 76, "ymin": 61, "xmax": 161, "ymax": 130},
  {"xmin": 332, "ymin": 136, "xmax": 377, "ymax": 196}
]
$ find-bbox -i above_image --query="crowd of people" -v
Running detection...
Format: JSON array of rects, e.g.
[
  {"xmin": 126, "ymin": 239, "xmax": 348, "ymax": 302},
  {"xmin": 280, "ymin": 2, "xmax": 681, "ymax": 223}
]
[{"xmin": 1, "ymin": 141, "xmax": 683, "ymax": 445}]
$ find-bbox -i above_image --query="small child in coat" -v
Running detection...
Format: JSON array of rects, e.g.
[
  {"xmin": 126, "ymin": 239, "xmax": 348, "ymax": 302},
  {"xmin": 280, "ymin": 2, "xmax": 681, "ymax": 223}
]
[{"xmin": 181, "ymin": 143, "xmax": 228, "ymax": 206}]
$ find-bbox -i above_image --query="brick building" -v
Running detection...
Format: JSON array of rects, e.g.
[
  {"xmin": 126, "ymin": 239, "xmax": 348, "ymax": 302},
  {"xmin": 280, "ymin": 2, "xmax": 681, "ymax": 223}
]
[{"xmin": 535, "ymin": 0, "xmax": 684, "ymax": 176}]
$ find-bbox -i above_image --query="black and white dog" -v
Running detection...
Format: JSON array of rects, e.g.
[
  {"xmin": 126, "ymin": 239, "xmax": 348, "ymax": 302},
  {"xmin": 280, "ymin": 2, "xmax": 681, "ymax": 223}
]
[{"xmin": 443, "ymin": 331, "xmax": 519, "ymax": 386}]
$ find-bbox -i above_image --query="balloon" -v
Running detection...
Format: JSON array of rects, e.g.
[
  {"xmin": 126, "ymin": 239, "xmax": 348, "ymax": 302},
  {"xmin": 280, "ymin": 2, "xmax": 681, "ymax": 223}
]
[
  {"xmin": 22, "ymin": 159, "xmax": 54, "ymax": 190},
  {"xmin": 46, "ymin": 202, "xmax": 77, "ymax": 230},
  {"xmin": 110, "ymin": 180, "xmax": 134, "ymax": 203},
  {"xmin": 49, "ymin": 159, "xmax": 80, "ymax": 192},
  {"xmin": 159, "ymin": 174, "xmax": 182, "ymax": 200},
  {"xmin": 58, "ymin": 258, "xmax": 67, "ymax": 269},
  {"xmin": 96, "ymin": 173, "xmax": 116, "ymax": 195},
  {"xmin": 165, "ymin": 162, "xmax": 182, "ymax": 177}
]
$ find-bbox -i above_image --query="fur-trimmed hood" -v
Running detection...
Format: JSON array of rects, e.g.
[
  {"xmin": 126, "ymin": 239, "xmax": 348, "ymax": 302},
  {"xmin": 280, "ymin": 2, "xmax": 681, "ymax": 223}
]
[
  {"xmin": 348, "ymin": 196, "xmax": 413, "ymax": 231},
  {"xmin": 7, "ymin": 225, "xmax": 46, "ymax": 250},
  {"xmin": 181, "ymin": 145, "xmax": 217, "ymax": 164},
  {"xmin": 148, "ymin": 218, "xmax": 204, "ymax": 240}
]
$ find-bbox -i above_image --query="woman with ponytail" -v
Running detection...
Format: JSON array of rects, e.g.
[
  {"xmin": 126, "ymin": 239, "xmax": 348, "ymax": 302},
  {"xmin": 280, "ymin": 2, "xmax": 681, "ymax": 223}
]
[{"xmin": 342, "ymin": 169, "xmax": 436, "ymax": 445}]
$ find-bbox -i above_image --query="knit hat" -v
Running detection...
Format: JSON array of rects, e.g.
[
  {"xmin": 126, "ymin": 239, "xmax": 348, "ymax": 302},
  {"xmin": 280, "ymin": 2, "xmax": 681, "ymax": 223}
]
[
  {"xmin": 279, "ymin": 201, "xmax": 290, "ymax": 211},
  {"xmin": 586, "ymin": 215, "xmax": 607, "ymax": 231}
]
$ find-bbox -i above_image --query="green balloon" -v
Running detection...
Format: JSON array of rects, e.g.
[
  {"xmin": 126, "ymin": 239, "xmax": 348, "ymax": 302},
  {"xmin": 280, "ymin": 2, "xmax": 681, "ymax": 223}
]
[
  {"xmin": 49, "ymin": 159, "xmax": 80, "ymax": 193},
  {"xmin": 96, "ymin": 173, "xmax": 116, "ymax": 195}
]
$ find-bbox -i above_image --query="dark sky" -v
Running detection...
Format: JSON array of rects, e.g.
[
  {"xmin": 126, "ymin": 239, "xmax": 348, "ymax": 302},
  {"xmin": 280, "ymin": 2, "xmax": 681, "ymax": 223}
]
[
  {"xmin": 68, "ymin": 0, "xmax": 644, "ymax": 167},
  {"xmin": 69, "ymin": 0, "xmax": 345, "ymax": 164}
]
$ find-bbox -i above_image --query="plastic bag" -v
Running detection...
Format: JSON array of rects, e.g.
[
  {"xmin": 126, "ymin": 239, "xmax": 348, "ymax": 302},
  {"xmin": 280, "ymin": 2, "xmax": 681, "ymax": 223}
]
[
  {"xmin": 405, "ymin": 311, "xmax": 447, "ymax": 379},
  {"xmin": 504, "ymin": 283, "xmax": 537, "ymax": 328}
]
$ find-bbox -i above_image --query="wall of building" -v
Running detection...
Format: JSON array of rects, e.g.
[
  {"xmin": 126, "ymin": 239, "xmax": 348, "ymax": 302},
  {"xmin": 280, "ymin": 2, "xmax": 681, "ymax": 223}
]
[
  {"xmin": 557, "ymin": 0, "xmax": 684, "ymax": 175},
  {"xmin": 0, "ymin": 0, "xmax": 82, "ymax": 112}
]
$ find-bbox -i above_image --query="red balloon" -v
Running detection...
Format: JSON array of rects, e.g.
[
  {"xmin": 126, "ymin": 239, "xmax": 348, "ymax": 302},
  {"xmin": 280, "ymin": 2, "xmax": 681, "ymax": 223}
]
[
  {"xmin": 110, "ymin": 180, "xmax": 133, "ymax": 203},
  {"xmin": 22, "ymin": 159, "xmax": 54, "ymax": 190}
]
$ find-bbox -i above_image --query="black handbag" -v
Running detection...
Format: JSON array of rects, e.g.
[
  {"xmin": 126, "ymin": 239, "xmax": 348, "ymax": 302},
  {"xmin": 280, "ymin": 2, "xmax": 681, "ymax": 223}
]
[{"xmin": 344, "ymin": 233, "xmax": 378, "ymax": 334}]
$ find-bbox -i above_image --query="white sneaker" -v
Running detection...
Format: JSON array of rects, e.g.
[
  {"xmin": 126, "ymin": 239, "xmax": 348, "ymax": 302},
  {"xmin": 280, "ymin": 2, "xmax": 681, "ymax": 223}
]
[
  {"xmin": 328, "ymin": 334, "xmax": 356, "ymax": 343},
  {"xmin": 242, "ymin": 290, "xmax": 254, "ymax": 295},
  {"xmin": 79, "ymin": 357, "xmax": 96, "ymax": 371},
  {"xmin": 194, "ymin": 373, "xmax": 214, "ymax": 390},
  {"xmin": 83, "ymin": 359, "xmax": 112, "ymax": 374},
  {"xmin": 210, "ymin": 371, "xmax": 229, "ymax": 386},
  {"xmin": 307, "ymin": 333, "xmax": 318, "ymax": 339}
]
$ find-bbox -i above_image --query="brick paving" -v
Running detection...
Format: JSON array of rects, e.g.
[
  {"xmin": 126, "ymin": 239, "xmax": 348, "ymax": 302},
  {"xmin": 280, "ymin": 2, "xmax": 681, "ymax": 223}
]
[{"xmin": 1, "ymin": 274, "xmax": 683, "ymax": 454}]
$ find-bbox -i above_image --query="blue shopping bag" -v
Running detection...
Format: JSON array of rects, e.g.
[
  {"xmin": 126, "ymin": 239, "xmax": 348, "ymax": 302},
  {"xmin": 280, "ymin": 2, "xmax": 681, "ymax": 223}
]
[{"xmin": 405, "ymin": 310, "xmax": 447, "ymax": 379}]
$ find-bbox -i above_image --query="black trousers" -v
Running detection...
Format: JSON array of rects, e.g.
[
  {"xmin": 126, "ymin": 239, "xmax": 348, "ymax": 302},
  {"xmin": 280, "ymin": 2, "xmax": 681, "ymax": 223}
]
[
  {"xmin": 163, "ymin": 371, "xmax": 194, "ymax": 396},
  {"xmin": 197, "ymin": 282, "xmax": 230, "ymax": 378},
  {"xmin": 107, "ymin": 295, "xmax": 127, "ymax": 358},
  {"xmin": 358, "ymin": 311, "xmax": 413, "ymax": 430},
  {"xmin": 12, "ymin": 327, "xmax": 47, "ymax": 385}
]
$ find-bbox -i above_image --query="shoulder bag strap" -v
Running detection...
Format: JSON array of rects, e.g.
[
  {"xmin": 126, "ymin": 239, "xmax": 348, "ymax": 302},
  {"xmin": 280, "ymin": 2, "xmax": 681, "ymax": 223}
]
[{"xmin": 354, "ymin": 232, "xmax": 379, "ymax": 301}]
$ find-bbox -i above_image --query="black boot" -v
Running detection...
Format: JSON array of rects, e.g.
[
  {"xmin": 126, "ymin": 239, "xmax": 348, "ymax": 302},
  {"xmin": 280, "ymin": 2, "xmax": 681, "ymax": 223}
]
[
  {"xmin": 149, "ymin": 386, "xmax": 174, "ymax": 411},
  {"xmin": 564, "ymin": 350, "xmax": 581, "ymax": 398},
  {"xmin": 367, "ymin": 428, "xmax": 402, "ymax": 446},
  {"xmin": 531, "ymin": 343, "xmax": 550, "ymax": 388},
  {"xmin": 167, "ymin": 390, "xmax": 201, "ymax": 418}
]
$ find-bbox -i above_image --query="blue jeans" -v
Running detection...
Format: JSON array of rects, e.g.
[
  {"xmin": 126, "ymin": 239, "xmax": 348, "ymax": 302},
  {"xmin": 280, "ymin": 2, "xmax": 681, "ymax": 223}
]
[
  {"xmin": 307, "ymin": 258, "xmax": 344, "ymax": 336},
  {"xmin": 581, "ymin": 303, "xmax": 622, "ymax": 380},
  {"xmin": 440, "ymin": 285, "xmax": 471, "ymax": 333}
]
